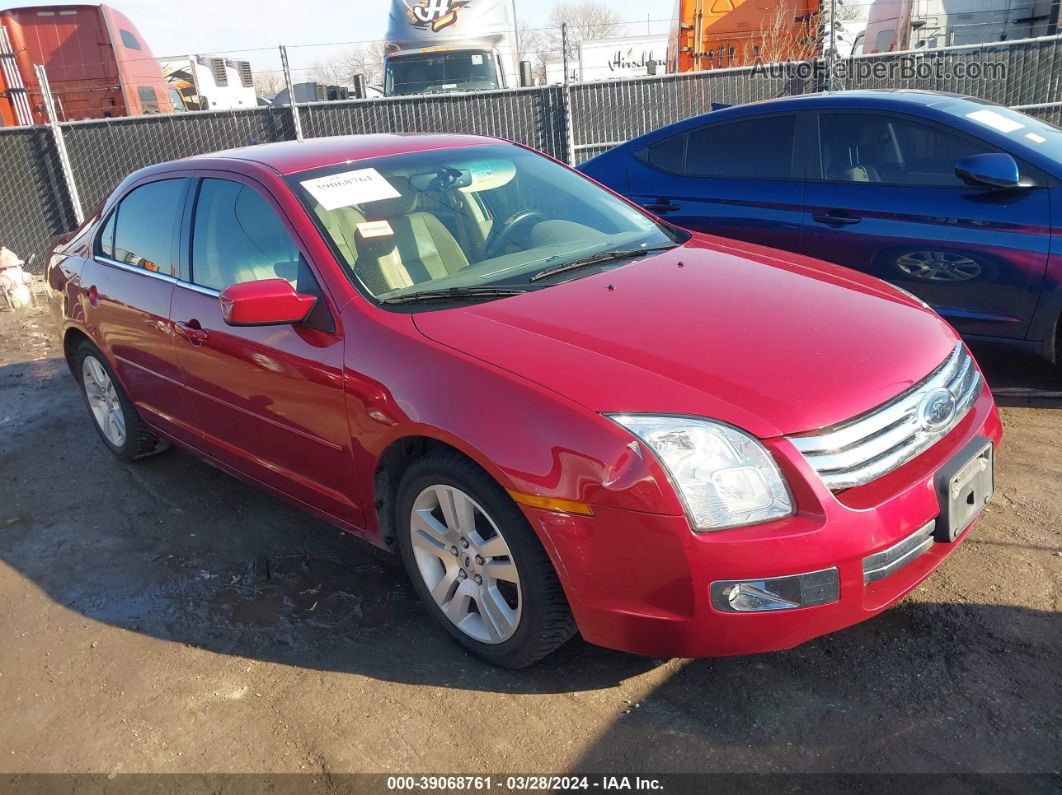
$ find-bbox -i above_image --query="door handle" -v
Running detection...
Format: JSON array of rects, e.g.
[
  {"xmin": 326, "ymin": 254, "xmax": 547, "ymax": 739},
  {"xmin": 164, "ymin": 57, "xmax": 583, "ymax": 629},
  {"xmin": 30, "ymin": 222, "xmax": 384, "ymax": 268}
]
[
  {"xmin": 812, "ymin": 212, "xmax": 861, "ymax": 227},
  {"xmin": 175, "ymin": 320, "xmax": 209, "ymax": 344},
  {"xmin": 644, "ymin": 200, "xmax": 681, "ymax": 214}
]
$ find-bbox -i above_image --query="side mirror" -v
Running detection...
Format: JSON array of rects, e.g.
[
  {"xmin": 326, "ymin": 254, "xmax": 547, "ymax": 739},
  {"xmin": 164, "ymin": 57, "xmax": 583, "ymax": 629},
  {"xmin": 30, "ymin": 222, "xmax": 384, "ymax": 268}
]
[
  {"xmin": 219, "ymin": 278, "xmax": 317, "ymax": 327},
  {"xmin": 955, "ymin": 152, "xmax": 1021, "ymax": 190}
]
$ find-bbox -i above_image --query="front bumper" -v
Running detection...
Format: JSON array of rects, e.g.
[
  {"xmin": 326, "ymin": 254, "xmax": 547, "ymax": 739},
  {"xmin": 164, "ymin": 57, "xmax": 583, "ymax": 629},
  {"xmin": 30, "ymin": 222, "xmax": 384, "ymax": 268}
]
[{"xmin": 524, "ymin": 386, "xmax": 1002, "ymax": 658}]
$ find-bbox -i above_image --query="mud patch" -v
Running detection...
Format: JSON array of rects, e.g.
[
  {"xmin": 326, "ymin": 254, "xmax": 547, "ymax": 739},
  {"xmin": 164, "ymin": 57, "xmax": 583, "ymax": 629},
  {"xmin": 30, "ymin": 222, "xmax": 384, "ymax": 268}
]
[{"xmin": 211, "ymin": 554, "xmax": 411, "ymax": 637}]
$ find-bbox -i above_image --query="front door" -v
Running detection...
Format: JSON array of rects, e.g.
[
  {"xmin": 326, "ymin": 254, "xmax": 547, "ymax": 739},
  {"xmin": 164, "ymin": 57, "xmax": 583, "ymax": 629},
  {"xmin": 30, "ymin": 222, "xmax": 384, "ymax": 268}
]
[
  {"xmin": 169, "ymin": 175, "xmax": 362, "ymax": 527},
  {"xmin": 626, "ymin": 112, "xmax": 806, "ymax": 252},
  {"xmin": 800, "ymin": 110, "xmax": 1051, "ymax": 340}
]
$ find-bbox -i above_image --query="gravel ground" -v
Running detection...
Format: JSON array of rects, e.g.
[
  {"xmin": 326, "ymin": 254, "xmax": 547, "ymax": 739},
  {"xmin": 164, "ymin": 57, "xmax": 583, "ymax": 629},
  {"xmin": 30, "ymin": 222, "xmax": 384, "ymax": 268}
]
[{"xmin": 0, "ymin": 305, "xmax": 1059, "ymax": 776}]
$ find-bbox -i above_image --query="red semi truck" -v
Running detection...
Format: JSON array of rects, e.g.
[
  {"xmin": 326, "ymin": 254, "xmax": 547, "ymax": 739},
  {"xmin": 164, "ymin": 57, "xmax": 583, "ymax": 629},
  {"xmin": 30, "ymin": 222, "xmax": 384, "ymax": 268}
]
[{"xmin": 0, "ymin": 3, "xmax": 173, "ymax": 126}]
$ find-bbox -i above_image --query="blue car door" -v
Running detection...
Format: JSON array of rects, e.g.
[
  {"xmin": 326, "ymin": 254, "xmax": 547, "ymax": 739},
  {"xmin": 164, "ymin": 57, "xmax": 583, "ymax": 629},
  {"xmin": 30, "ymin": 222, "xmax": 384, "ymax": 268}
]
[
  {"xmin": 624, "ymin": 111, "xmax": 807, "ymax": 252},
  {"xmin": 799, "ymin": 109, "xmax": 1051, "ymax": 341}
]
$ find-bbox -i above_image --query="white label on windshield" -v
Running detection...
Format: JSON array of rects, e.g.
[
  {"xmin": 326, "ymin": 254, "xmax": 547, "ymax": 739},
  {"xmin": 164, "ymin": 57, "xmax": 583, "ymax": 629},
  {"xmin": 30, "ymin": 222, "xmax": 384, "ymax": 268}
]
[
  {"xmin": 471, "ymin": 54, "xmax": 483, "ymax": 65},
  {"xmin": 300, "ymin": 168, "xmax": 400, "ymax": 210},
  {"xmin": 966, "ymin": 109, "xmax": 1025, "ymax": 134},
  {"xmin": 1025, "ymin": 132, "xmax": 1047, "ymax": 144},
  {"xmin": 356, "ymin": 220, "xmax": 394, "ymax": 238}
]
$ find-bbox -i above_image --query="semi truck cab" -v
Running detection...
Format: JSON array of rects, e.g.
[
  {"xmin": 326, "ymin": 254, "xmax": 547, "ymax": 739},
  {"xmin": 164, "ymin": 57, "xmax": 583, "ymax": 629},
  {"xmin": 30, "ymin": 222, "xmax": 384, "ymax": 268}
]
[{"xmin": 384, "ymin": 48, "xmax": 507, "ymax": 95}]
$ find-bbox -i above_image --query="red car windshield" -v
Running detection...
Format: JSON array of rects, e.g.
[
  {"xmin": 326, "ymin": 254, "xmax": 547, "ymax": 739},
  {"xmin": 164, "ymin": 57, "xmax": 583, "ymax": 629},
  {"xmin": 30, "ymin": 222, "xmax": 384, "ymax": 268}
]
[{"xmin": 288, "ymin": 143, "xmax": 682, "ymax": 303}]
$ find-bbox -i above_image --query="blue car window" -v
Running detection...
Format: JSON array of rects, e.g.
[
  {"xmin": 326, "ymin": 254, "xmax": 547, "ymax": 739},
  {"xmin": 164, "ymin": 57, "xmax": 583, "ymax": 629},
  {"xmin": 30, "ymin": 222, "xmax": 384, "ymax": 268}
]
[
  {"xmin": 820, "ymin": 113, "xmax": 993, "ymax": 187},
  {"xmin": 684, "ymin": 116, "xmax": 797, "ymax": 179},
  {"xmin": 636, "ymin": 134, "xmax": 687, "ymax": 174}
]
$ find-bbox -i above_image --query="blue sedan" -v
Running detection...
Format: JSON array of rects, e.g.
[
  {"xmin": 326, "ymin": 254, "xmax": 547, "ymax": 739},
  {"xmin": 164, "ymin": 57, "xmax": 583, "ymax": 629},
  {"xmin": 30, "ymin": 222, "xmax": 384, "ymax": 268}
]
[{"xmin": 578, "ymin": 90, "xmax": 1062, "ymax": 362}]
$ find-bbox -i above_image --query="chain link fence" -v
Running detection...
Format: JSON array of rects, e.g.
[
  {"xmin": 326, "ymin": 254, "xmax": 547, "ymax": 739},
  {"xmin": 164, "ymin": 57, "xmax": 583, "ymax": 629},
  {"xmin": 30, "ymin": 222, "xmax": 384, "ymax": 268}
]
[
  {"xmin": 300, "ymin": 86, "xmax": 567, "ymax": 160},
  {"xmin": 63, "ymin": 107, "xmax": 295, "ymax": 214},
  {"xmin": 0, "ymin": 127, "xmax": 77, "ymax": 271},
  {"xmin": 4, "ymin": 35, "xmax": 1062, "ymax": 273}
]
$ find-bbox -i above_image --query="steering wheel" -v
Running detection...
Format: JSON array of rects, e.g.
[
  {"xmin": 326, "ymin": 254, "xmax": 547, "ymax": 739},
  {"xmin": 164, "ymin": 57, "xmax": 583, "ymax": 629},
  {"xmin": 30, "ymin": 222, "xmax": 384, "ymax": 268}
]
[{"xmin": 484, "ymin": 210, "xmax": 546, "ymax": 258}]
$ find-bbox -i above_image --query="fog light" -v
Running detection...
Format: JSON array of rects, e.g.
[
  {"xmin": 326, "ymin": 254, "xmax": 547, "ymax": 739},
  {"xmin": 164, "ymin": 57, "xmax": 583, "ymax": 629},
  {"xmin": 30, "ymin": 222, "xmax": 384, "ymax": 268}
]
[{"xmin": 710, "ymin": 568, "xmax": 839, "ymax": 613}]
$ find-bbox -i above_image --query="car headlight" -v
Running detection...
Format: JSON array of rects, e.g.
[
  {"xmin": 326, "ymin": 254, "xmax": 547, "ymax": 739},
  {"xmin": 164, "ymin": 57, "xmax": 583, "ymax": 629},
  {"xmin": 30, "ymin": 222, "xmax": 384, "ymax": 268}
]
[{"xmin": 608, "ymin": 414, "xmax": 794, "ymax": 532}]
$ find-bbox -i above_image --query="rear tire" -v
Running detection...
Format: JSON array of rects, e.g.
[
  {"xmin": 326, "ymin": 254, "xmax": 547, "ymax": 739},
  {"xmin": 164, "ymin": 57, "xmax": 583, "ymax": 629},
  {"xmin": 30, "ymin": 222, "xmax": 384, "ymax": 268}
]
[
  {"xmin": 395, "ymin": 449, "xmax": 576, "ymax": 668},
  {"xmin": 73, "ymin": 341, "xmax": 165, "ymax": 462}
]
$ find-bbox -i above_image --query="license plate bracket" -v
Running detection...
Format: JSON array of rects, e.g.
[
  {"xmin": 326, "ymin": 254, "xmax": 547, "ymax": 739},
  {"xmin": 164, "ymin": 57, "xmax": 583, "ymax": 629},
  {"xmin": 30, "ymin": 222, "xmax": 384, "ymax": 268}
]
[{"xmin": 934, "ymin": 435, "xmax": 994, "ymax": 543}]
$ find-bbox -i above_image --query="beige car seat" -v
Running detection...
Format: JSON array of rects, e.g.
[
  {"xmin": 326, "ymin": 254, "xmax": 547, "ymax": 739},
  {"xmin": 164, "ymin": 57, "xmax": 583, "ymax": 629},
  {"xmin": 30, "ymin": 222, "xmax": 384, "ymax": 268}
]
[{"xmin": 352, "ymin": 178, "xmax": 470, "ymax": 293}]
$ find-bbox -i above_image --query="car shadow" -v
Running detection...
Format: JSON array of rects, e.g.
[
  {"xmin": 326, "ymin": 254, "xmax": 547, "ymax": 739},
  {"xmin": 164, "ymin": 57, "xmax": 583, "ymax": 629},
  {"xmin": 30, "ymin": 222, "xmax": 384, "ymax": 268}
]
[
  {"xmin": 0, "ymin": 358, "xmax": 659, "ymax": 695},
  {"xmin": 561, "ymin": 600, "xmax": 1061, "ymax": 774},
  {"xmin": 0, "ymin": 354, "xmax": 1058, "ymax": 713},
  {"xmin": 970, "ymin": 342, "xmax": 1062, "ymax": 408}
]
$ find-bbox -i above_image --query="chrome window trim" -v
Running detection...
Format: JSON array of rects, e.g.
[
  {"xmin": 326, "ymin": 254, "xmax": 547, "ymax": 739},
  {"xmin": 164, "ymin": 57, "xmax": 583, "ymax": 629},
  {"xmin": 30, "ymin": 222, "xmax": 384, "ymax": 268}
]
[
  {"xmin": 96, "ymin": 255, "xmax": 179, "ymax": 284},
  {"xmin": 96, "ymin": 255, "xmax": 220, "ymax": 297},
  {"xmin": 862, "ymin": 520, "xmax": 935, "ymax": 584},
  {"xmin": 175, "ymin": 281, "xmax": 221, "ymax": 297},
  {"xmin": 789, "ymin": 342, "xmax": 982, "ymax": 490}
]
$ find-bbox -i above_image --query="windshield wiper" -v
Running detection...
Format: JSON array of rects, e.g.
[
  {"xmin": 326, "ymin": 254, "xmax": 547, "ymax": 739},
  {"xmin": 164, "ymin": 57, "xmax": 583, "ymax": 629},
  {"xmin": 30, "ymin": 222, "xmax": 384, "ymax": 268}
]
[
  {"xmin": 380, "ymin": 286, "xmax": 532, "ymax": 305},
  {"xmin": 529, "ymin": 245, "xmax": 678, "ymax": 283}
]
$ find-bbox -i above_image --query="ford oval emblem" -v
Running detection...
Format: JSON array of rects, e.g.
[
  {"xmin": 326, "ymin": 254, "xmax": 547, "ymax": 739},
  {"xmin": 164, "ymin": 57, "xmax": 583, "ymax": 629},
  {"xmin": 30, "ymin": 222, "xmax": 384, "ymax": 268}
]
[{"xmin": 918, "ymin": 388, "xmax": 957, "ymax": 431}]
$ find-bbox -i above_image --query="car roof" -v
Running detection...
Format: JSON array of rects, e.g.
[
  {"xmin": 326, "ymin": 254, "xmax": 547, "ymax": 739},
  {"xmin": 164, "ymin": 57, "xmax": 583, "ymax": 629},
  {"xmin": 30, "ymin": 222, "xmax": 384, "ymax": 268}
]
[
  {"xmin": 732, "ymin": 89, "xmax": 974, "ymax": 110},
  {"xmin": 168, "ymin": 133, "xmax": 500, "ymax": 177}
]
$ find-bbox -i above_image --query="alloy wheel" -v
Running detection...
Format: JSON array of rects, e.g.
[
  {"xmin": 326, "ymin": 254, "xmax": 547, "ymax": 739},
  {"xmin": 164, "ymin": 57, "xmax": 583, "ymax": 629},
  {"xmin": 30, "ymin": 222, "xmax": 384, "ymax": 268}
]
[
  {"xmin": 408, "ymin": 484, "xmax": 522, "ymax": 644},
  {"xmin": 895, "ymin": 251, "xmax": 982, "ymax": 282},
  {"xmin": 82, "ymin": 356, "xmax": 127, "ymax": 448}
]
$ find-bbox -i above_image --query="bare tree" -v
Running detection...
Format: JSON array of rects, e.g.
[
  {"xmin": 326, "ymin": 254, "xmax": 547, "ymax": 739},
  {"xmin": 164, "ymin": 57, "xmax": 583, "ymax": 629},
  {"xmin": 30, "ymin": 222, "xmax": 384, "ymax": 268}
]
[
  {"xmin": 308, "ymin": 41, "xmax": 386, "ymax": 87},
  {"xmin": 747, "ymin": 1, "xmax": 819, "ymax": 65},
  {"xmin": 253, "ymin": 71, "xmax": 285, "ymax": 99},
  {"xmin": 546, "ymin": 1, "xmax": 622, "ymax": 60},
  {"xmin": 516, "ymin": 19, "xmax": 551, "ymax": 83}
]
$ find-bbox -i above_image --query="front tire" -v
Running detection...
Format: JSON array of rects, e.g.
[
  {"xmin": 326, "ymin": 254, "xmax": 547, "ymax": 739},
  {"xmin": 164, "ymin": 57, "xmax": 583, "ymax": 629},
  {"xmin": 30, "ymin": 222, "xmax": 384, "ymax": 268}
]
[
  {"xmin": 73, "ymin": 341, "xmax": 164, "ymax": 461},
  {"xmin": 396, "ymin": 449, "xmax": 576, "ymax": 668}
]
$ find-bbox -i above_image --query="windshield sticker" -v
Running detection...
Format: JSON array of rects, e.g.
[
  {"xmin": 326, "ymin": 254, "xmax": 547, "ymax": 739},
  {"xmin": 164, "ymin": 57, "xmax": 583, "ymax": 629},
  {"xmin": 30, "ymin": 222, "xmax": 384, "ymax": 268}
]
[
  {"xmin": 300, "ymin": 168, "xmax": 401, "ymax": 210},
  {"xmin": 965, "ymin": 109, "xmax": 1025, "ymax": 134},
  {"xmin": 356, "ymin": 220, "xmax": 395, "ymax": 238},
  {"xmin": 471, "ymin": 54, "xmax": 483, "ymax": 65},
  {"xmin": 1025, "ymin": 132, "xmax": 1047, "ymax": 144},
  {"xmin": 455, "ymin": 160, "xmax": 517, "ymax": 193}
]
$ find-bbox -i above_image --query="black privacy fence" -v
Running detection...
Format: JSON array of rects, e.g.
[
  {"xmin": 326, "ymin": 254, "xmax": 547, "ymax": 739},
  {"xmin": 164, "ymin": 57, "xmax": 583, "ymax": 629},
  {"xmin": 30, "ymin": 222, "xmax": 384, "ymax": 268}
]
[{"xmin": 4, "ymin": 36, "xmax": 1062, "ymax": 273}]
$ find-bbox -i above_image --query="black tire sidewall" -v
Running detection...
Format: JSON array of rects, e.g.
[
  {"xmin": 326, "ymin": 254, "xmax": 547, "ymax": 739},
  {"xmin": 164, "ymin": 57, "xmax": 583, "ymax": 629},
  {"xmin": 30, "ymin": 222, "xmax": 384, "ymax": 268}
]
[{"xmin": 395, "ymin": 454, "xmax": 559, "ymax": 667}]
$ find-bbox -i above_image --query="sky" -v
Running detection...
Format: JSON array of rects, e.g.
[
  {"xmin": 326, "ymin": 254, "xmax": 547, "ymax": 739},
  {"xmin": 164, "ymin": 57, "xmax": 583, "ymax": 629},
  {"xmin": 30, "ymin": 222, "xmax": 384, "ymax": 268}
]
[{"xmin": 5, "ymin": 0, "xmax": 677, "ymax": 78}]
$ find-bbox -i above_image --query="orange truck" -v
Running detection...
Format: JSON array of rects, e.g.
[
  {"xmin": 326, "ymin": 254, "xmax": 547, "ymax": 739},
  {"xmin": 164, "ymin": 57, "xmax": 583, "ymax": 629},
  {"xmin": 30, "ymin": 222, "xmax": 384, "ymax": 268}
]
[
  {"xmin": 0, "ymin": 3, "xmax": 172, "ymax": 126},
  {"xmin": 669, "ymin": 0, "xmax": 822, "ymax": 71}
]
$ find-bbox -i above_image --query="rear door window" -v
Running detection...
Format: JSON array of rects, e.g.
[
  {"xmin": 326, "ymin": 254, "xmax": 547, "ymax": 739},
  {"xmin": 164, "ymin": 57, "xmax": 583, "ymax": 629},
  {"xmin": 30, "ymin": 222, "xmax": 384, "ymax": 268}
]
[
  {"xmin": 684, "ymin": 115, "xmax": 797, "ymax": 179},
  {"xmin": 635, "ymin": 135, "xmax": 687, "ymax": 173},
  {"xmin": 111, "ymin": 179, "xmax": 185, "ymax": 275}
]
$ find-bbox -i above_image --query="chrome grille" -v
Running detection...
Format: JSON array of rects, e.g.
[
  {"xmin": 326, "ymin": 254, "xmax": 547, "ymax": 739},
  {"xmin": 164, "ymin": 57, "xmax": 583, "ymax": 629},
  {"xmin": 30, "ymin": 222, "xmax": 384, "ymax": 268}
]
[{"xmin": 790, "ymin": 343, "xmax": 982, "ymax": 490}]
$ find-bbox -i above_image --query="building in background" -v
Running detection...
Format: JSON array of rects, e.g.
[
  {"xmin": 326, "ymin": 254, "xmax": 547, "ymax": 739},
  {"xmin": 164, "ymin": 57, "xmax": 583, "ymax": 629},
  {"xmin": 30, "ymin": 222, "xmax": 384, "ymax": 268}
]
[
  {"xmin": 162, "ymin": 55, "xmax": 257, "ymax": 111},
  {"xmin": 0, "ymin": 3, "xmax": 173, "ymax": 126}
]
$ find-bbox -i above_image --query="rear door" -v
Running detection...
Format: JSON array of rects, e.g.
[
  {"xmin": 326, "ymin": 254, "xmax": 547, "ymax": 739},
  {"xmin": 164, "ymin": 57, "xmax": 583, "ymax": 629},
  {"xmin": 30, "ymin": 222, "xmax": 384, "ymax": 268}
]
[
  {"xmin": 169, "ymin": 174, "xmax": 362, "ymax": 527},
  {"xmin": 81, "ymin": 177, "xmax": 200, "ymax": 446},
  {"xmin": 625, "ymin": 112, "xmax": 807, "ymax": 251},
  {"xmin": 800, "ymin": 110, "xmax": 1051, "ymax": 340}
]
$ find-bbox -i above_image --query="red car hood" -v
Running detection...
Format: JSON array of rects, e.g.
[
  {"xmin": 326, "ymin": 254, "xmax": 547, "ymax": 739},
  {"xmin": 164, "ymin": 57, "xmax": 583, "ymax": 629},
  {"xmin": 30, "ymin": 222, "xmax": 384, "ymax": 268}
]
[{"xmin": 413, "ymin": 236, "xmax": 960, "ymax": 438}]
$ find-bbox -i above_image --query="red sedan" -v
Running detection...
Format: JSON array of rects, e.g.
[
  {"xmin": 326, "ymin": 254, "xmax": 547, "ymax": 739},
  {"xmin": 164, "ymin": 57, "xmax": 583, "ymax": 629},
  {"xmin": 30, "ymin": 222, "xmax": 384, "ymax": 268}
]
[{"xmin": 47, "ymin": 134, "xmax": 1001, "ymax": 667}]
